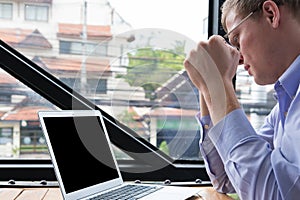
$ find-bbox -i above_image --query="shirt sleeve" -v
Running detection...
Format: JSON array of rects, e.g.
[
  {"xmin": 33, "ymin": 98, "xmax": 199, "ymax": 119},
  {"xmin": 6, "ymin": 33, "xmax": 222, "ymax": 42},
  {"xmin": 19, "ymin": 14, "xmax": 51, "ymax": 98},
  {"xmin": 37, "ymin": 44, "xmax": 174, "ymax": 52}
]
[
  {"xmin": 256, "ymin": 105, "xmax": 279, "ymax": 149},
  {"xmin": 195, "ymin": 113, "xmax": 235, "ymax": 193},
  {"xmin": 209, "ymin": 108, "xmax": 300, "ymax": 200}
]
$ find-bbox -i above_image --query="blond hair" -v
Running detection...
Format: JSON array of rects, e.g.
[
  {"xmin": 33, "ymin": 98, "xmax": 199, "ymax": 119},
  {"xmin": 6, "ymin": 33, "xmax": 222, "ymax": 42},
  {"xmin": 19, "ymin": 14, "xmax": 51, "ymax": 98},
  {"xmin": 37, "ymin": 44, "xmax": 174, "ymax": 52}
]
[{"xmin": 221, "ymin": 0, "xmax": 300, "ymax": 32}]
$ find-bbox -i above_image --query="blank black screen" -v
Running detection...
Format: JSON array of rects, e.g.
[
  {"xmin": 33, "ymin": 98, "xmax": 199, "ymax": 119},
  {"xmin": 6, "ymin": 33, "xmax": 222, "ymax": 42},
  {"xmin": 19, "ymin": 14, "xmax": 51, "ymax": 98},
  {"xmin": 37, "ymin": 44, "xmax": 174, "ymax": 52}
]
[{"xmin": 43, "ymin": 116, "xmax": 119, "ymax": 193}]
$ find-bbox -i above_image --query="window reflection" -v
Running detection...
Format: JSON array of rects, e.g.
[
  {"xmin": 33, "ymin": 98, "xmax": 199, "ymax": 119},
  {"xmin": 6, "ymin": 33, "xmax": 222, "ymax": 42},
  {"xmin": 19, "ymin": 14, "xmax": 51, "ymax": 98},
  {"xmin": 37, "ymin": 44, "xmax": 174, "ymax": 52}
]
[
  {"xmin": 235, "ymin": 66, "xmax": 276, "ymax": 131},
  {"xmin": 0, "ymin": 0, "xmax": 208, "ymax": 161},
  {"xmin": 0, "ymin": 69, "xmax": 53, "ymax": 158}
]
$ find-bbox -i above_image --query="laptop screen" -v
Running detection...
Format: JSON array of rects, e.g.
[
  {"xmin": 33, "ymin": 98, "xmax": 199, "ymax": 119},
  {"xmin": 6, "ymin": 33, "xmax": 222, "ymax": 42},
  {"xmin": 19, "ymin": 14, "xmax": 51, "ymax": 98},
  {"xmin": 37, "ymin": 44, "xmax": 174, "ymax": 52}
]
[{"xmin": 42, "ymin": 115, "xmax": 119, "ymax": 194}]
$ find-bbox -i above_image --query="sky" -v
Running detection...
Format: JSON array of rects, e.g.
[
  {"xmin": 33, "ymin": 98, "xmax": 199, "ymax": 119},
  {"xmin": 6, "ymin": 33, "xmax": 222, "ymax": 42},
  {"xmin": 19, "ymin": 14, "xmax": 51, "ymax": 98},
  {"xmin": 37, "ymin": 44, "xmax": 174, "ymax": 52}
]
[{"xmin": 108, "ymin": 0, "xmax": 209, "ymax": 42}]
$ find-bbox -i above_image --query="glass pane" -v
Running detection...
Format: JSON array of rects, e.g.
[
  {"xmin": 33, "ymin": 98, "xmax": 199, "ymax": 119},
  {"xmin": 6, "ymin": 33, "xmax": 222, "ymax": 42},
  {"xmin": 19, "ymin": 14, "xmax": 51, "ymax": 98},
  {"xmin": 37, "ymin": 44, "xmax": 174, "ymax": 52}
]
[
  {"xmin": 36, "ymin": 6, "xmax": 48, "ymax": 21},
  {"xmin": 0, "ymin": 128, "xmax": 13, "ymax": 145},
  {"xmin": 25, "ymin": 5, "xmax": 36, "ymax": 21},
  {"xmin": 235, "ymin": 65, "xmax": 276, "ymax": 131},
  {"xmin": 25, "ymin": 5, "xmax": 48, "ymax": 21},
  {"xmin": 0, "ymin": 69, "xmax": 53, "ymax": 158},
  {"xmin": 0, "ymin": 3, "xmax": 12, "ymax": 19},
  {"xmin": 0, "ymin": 0, "xmax": 209, "ymax": 161}
]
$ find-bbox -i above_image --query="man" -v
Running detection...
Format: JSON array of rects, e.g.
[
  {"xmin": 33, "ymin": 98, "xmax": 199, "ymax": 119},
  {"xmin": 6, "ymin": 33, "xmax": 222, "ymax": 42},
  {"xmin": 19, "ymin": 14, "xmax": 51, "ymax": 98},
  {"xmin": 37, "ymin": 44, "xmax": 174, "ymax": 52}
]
[{"xmin": 184, "ymin": 0, "xmax": 300, "ymax": 199}]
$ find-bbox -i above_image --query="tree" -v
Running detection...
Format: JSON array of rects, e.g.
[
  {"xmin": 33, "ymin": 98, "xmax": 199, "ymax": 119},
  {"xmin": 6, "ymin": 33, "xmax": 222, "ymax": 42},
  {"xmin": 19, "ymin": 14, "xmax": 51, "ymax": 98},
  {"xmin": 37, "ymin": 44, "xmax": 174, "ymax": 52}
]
[{"xmin": 119, "ymin": 45, "xmax": 185, "ymax": 100}]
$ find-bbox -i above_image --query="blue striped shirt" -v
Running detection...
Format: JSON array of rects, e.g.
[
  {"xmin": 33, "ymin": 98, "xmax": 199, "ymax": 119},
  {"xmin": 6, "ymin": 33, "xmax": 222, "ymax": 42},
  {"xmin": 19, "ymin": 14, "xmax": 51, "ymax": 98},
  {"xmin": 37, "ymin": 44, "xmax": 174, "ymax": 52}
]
[{"xmin": 197, "ymin": 55, "xmax": 300, "ymax": 199}]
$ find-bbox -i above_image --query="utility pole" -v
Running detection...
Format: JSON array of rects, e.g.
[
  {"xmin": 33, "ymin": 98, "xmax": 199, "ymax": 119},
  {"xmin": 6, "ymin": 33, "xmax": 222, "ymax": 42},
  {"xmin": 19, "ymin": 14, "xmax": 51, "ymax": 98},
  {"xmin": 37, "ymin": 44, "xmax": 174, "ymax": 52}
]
[{"xmin": 81, "ymin": 0, "xmax": 87, "ymax": 94}]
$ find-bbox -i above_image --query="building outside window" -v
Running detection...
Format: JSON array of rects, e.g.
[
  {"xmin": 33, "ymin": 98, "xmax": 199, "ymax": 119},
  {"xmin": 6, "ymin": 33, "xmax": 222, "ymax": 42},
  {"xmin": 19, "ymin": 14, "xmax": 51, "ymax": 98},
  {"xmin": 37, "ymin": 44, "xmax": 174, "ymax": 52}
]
[
  {"xmin": 0, "ymin": 0, "xmax": 208, "ymax": 162},
  {"xmin": 0, "ymin": 0, "xmax": 276, "ymax": 183}
]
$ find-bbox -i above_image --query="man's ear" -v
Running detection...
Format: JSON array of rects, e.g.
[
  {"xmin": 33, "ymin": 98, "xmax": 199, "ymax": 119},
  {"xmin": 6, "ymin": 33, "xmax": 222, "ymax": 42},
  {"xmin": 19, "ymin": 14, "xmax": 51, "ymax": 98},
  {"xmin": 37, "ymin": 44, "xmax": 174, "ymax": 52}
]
[{"xmin": 262, "ymin": 0, "xmax": 280, "ymax": 28}]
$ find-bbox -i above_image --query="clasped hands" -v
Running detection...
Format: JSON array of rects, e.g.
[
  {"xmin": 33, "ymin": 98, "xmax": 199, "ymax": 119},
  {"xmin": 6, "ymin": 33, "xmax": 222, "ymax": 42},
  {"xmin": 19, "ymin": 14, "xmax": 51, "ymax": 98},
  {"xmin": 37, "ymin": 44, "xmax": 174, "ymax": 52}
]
[{"xmin": 184, "ymin": 35, "xmax": 241, "ymax": 124}]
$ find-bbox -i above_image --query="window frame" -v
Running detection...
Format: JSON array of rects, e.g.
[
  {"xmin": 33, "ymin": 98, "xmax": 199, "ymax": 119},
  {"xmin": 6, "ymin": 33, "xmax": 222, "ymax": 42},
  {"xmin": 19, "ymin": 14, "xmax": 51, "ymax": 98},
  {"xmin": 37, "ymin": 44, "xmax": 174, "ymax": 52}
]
[{"xmin": 0, "ymin": 0, "xmax": 220, "ymax": 186}]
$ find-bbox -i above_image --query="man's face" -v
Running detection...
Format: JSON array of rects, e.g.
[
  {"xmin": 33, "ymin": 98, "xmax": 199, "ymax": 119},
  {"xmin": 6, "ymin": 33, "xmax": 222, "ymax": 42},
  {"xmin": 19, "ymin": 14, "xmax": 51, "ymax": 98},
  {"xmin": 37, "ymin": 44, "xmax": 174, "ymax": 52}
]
[{"xmin": 225, "ymin": 10, "xmax": 284, "ymax": 85}]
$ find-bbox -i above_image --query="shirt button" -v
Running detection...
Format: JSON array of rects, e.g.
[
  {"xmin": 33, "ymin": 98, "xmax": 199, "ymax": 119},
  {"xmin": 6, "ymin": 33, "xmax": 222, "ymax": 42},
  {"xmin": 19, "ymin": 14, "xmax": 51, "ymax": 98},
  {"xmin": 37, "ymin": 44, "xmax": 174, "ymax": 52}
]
[{"xmin": 204, "ymin": 124, "xmax": 209, "ymax": 130}]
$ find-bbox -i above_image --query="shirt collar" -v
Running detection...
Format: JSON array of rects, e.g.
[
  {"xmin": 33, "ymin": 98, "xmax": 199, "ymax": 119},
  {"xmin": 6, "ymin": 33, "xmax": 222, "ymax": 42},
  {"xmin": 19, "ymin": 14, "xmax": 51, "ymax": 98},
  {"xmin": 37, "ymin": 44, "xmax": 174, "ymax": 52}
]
[{"xmin": 275, "ymin": 55, "xmax": 300, "ymax": 99}]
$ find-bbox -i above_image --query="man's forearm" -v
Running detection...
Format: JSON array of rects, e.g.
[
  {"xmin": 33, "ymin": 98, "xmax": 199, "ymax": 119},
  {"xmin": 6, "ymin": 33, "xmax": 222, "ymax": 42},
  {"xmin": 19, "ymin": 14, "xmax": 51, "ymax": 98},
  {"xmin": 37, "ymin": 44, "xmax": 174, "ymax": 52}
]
[
  {"xmin": 200, "ymin": 94, "xmax": 209, "ymax": 117},
  {"xmin": 202, "ymin": 79, "xmax": 240, "ymax": 125}
]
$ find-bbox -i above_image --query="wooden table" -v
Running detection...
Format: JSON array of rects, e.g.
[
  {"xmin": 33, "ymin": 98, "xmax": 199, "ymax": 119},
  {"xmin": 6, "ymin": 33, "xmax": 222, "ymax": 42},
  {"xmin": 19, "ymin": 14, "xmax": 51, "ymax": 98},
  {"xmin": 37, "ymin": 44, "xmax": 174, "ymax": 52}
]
[
  {"xmin": 0, "ymin": 188, "xmax": 63, "ymax": 200},
  {"xmin": 196, "ymin": 187, "xmax": 235, "ymax": 200},
  {"xmin": 0, "ymin": 187, "xmax": 234, "ymax": 200}
]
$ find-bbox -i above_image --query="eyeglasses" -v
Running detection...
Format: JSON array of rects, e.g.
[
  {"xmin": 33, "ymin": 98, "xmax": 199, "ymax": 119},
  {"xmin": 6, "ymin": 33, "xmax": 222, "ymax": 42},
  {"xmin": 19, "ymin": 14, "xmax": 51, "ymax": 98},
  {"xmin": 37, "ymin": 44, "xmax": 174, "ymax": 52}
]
[
  {"xmin": 223, "ymin": 0, "xmax": 284, "ymax": 39},
  {"xmin": 223, "ymin": 11, "xmax": 255, "ymax": 39}
]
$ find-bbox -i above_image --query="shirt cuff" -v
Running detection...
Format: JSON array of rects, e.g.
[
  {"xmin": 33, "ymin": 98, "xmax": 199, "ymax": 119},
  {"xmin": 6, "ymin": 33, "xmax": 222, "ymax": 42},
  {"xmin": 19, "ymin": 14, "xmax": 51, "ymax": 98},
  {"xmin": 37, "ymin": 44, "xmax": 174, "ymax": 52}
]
[{"xmin": 195, "ymin": 112, "xmax": 212, "ymax": 143}]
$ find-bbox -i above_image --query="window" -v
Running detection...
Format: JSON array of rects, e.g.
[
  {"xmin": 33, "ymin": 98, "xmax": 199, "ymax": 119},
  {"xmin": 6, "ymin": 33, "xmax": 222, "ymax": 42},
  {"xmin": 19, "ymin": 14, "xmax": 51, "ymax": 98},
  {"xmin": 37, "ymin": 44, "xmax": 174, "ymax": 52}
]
[
  {"xmin": 59, "ymin": 41, "xmax": 108, "ymax": 56},
  {"xmin": 203, "ymin": 17, "xmax": 208, "ymax": 37},
  {"xmin": 0, "ymin": 0, "xmax": 217, "ymax": 183},
  {"xmin": 0, "ymin": 3, "xmax": 12, "ymax": 19},
  {"xmin": 0, "ymin": 127, "xmax": 13, "ymax": 157},
  {"xmin": 0, "ymin": 128, "xmax": 13, "ymax": 145},
  {"xmin": 20, "ymin": 121, "xmax": 47, "ymax": 155},
  {"xmin": 60, "ymin": 78, "xmax": 108, "ymax": 94},
  {"xmin": 235, "ymin": 66, "xmax": 276, "ymax": 131},
  {"xmin": 0, "ymin": 69, "xmax": 53, "ymax": 159},
  {"xmin": 25, "ymin": 4, "xmax": 48, "ymax": 22}
]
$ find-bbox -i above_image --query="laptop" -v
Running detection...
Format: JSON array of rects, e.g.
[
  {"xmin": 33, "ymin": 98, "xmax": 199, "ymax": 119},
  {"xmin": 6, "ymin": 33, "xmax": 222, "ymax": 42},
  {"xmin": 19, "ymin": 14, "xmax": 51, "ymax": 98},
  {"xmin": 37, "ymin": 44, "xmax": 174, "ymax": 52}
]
[{"xmin": 38, "ymin": 110, "xmax": 201, "ymax": 200}]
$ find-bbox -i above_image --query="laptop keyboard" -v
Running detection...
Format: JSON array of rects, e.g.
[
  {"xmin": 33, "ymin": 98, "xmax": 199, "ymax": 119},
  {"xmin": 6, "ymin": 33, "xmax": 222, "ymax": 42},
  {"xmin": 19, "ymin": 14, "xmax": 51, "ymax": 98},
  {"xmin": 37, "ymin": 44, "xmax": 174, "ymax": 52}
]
[{"xmin": 89, "ymin": 184, "xmax": 163, "ymax": 200}]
